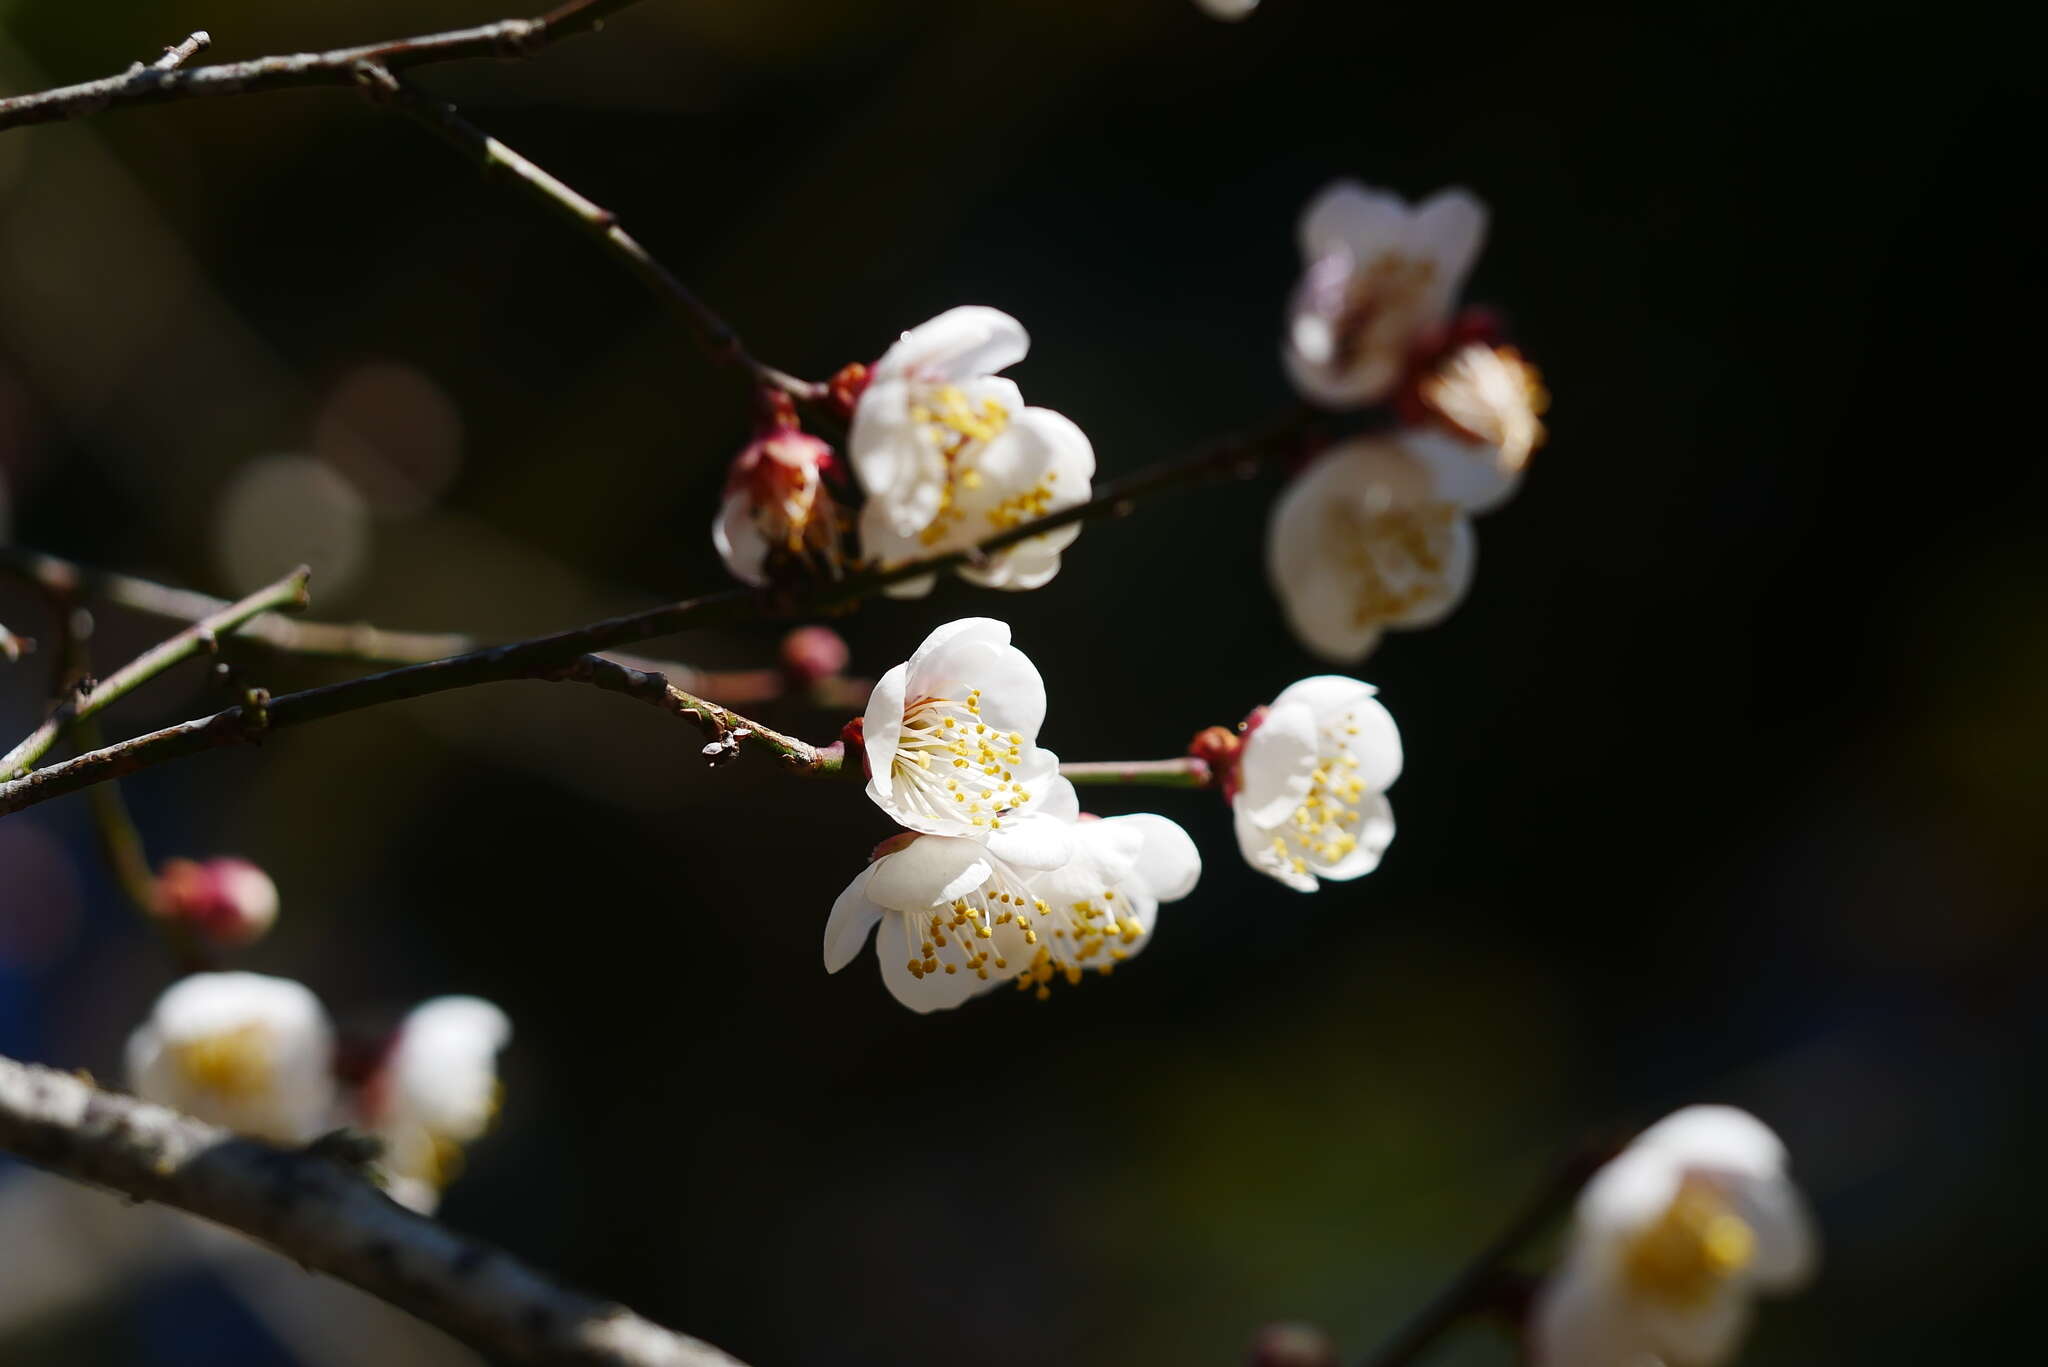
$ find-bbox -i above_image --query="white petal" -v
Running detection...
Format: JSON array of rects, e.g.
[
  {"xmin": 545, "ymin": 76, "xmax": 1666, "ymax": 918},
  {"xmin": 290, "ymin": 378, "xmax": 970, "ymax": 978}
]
[
  {"xmin": 1528, "ymin": 1256, "xmax": 1644, "ymax": 1367},
  {"xmin": 984, "ymin": 808, "xmax": 1074, "ymax": 872},
  {"xmin": 1233, "ymin": 803, "xmax": 1318, "ymax": 893},
  {"xmin": 1236, "ymin": 700, "xmax": 1318, "ymax": 827},
  {"xmin": 880, "ymin": 573, "xmax": 938, "ymax": 599},
  {"xmin": 1634, "ymin": 1106, "xmax": 1789, "ymax": 1177},
  {"xmin": 1735, "ymin": 1174, "xmax": 1819, "ymax": 1291},
  {"xmin": 1636, "ymin": 1287, "xmax": 1753, "ymax": 1367},
  {"xmin": 912, "ymin": 641, "xmax": 1046, "ymax": 742},
  {"xmin": 861, "ymin": 662, "xmax": 910, "ymax": 800},
  {"xmin": 1272, "ymin": 677, "xmax": 1404, "ymax": 793},
  {"xmin": 905, "ymin": 617, "xmax": 1011, "ymax": 677},
  {"xmin": 389, "ymin": 996, "xmax": 509, "ymax": 1143},
  {"xmin": 1298, "ymin": 180, "xmax": 1413, "ymax": 262},
  {"xmin": 823, "ymin": 866, "xmax": 885, "ymax": 974},
  {"xmin": 867, "ymin": 835, "xmax": 993, "ymax": 910},
  {"xmin": 1035, "ymin": 775, "xmax": 1081, "ymax": 824},
  {"xmin": 1408, "ymin": 187, "xmax": 1489, "ymax": 302},
  {"xmin": 711, "ymin": 492, "xmax": 770, "ymax": 586},
  {"xmin": 876, "ymin": 915, "xmax": 983, "ymax": 1013},
  {"xmin": 1099, "ymin": 814, "xmax": 1201, "ymax": 902},
  {"xmin": 871, "ymin": 306, "xmax": 1029, "ymax": 384},
  {"xmin": 1404, "ymin": 428, "xmax": 1522, "ymax": 515}
]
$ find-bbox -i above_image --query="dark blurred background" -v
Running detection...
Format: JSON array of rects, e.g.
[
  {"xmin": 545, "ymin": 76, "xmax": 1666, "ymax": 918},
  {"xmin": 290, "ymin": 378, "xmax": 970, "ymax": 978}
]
[{"xmin": 0, "ymin": 0, "xmax": 2038, "ymax": 1363}]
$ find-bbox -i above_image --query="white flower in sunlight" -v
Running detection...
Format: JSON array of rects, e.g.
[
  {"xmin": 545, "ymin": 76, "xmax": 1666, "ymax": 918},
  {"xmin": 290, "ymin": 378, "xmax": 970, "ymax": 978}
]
[
  {"xmin": 1267, "ymin": 437, "xmax": 1475, "ymax": 663},
  {"xmin": 359, "ymin": 996, "xmax": 511, "ymax": 1214},
  {"xmin": 1012, "ymin": 809, "xmax": 1202, "ymax": 999},
  {"xmin": 712, "ymin": 404, "xmax": 844, "ymax": 587},
  {"xmin": 1285, "ymin": 182, "xmax": 1488, "ymax": 408},
  {"xmin": 126, "ymin": 973, "xmax": 337, "ymax": 1145},
  {"xmin": 849, "ymin": 306, "xmax": 1095, "ymax": 597},
  {"xmin": 824, "ymin": 824, "xmax": 1058, "ymax": 1014},
  {"xmin": 1531, "ymin": 1106, "xmax": 1818, "ymax": 1367},
  {"xmin": 1404, "ymin": 342, "xmax": 1550, "ymax": 514},
  {"xmin": 861, "ymin": 617, "xmax": 1066, "ymax": 863},
  {"xmin": 1231, "ymin": 675, "xmax": 1400, "ymax": 892},
  {"xmin": 1193, "ymin": 0, "xmax": 1260, "ymax": 18}
]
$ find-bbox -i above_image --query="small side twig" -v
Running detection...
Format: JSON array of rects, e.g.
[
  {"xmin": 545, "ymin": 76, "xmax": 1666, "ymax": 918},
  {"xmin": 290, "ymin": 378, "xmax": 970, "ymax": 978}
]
[
  {"xmin": 1356, "ymin": 1138, "xmax": 1620, "ymax": 1367},
  {"xmin": 0, "ymin": 1051, "xmax": 746, "ymax": 1367},
  {"xmin": 149, "ymin": 32, "xmax": 213, "ymax": 72},
  {"xmin": 1, "ymin": 567, "xmax": 311, "ymax": 779},
  {"xmin": 561, "ymin": 655, "xmax": 844, "ymax": 775}
]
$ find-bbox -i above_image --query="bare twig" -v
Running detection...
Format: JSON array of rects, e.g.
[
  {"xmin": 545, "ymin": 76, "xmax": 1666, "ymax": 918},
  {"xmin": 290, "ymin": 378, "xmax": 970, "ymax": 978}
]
[
  {"xmin": 150, "ymin": 32, "xmax": 213, "ymax": 72},
  {"xmin": 0, "ymin": 1051, "xmax": 746, "ymax": 1367},
  {"xmin": 1059, "ymin": 757, "xmax": 1212, "ymax": 789},
  {"xmin": 1, "ymin": 567, "xmax": 311, "ymax": 779},
  {"xmin": 0, "ymin": 546, "xmax": 474, "ymax": 665},
  {"xmin": 1356, "ymin": 1140, "xmax": 1619, "ymax": 1367},
  {"xmin": 0, "ymin": 0, "xmax": 642, "ymax": 130},
  {"xmin": 560, "ymin": 654, "xmax": 845, "ymax": 774},
  {"xmin": 353, "ymin": 64, "xmax": 817, "ymax": 399}
]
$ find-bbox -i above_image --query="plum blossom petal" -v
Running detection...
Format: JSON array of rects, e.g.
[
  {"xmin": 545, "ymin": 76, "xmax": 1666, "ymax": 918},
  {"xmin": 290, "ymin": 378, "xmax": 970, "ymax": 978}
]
[
  {"xmin": 1286, "ymin": 182, "xmax": 1489, "ymax": 408},
  {"xmin": 126, "ymin": 973, "xmax": 337, "ymax": 1145},
  {"xmin": 1530, "ymin": 1106, "xmax": 1817, "ymax": 1367},
  {"xmin": 353, "ymin": 996, "xmax": 511, "ymax": 1214},
  {"xmin": 1266, "ymin": 437, "xmax": 1476, "ymax": 664},
  {"xmin": 850, "ymin": 308, "xmax": 1094, "ymax": 594},
  {"xmin": 1231, "ymin": 676, "xmax": 1401, "ymax": 891},
  {"xmin": 827, "ymin": 833, "xmax": 1041, "ymax": 1012}
]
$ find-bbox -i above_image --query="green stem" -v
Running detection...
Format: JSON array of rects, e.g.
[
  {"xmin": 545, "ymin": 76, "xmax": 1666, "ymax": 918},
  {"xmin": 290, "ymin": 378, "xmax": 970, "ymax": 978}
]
[
  {"xmin": 1, "ymin": 567, "xmax": 310, "ymax": 779},
  {"xmin": 1059, "ymin": 757, "xmax": 1212, "ymax": 789}
]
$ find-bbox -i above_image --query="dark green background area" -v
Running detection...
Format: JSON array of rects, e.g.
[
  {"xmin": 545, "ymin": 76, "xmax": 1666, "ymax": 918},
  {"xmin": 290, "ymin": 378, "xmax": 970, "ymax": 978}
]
[{"xmin": 0, "ymin": 1, "xmax": 2037, "ymax": 1363}]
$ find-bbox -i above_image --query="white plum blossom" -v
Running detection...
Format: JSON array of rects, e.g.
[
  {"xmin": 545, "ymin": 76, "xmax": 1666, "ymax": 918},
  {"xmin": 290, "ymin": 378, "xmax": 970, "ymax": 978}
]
[
  {"xmin": 861, "ymin": 618, "xmax": 1066, "ymax": 865},
  {"xmin": 825, "ymin": 779, "xmax": 1201, "ymax": 1011},
  {"xmin": 1285, "ymin": 182, "xmax": 1488, "ymax": 409},
  {"xmin": 1230, "ymin": 675, "xmax": 1400, "ymax": 892},
  {"xmin": 357, "ymin": 996, "xmax": 511, "ymax": 1214},
  {"xmin": 1012, "ymin": 809, "xmax": 1202, "ymax": 999},
  {"xmin": 713, "ymin": 401, "xmax": 843, "ymax": 587},
  {"xmin": 126, "ymin": 972, "xmax": 337, "ymax": 1145},
  {"xmin": 1404, "ymin": 341, "xmax": 1549, "ymax": 515},
  {"xmin": 849, "ymin": 307, "xmax": 1095, "ymax": 597},
  {"xmin": 1267, "ymin": 437, "xmax": 1475, "ymax": 663},
  {"xmin": 1531, "ymin": 1106, "xmax": 1818, "ymax": 1367}
]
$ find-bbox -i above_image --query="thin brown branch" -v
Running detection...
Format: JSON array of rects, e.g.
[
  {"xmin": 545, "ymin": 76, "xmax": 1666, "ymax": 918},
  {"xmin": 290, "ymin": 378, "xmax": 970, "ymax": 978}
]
[
  {"xmin": 0, "ymin": 0, "xmax": 641, "ymax": 131},
  {"xmin": 149, "ymin": 32, "xmax": 213, "ymax": 72},
  {"xmin": 561, "ymin": 655, "xmax": 846, "ymax": 775},
  {"xmin": 2, "ymin": 567, "xmax": 311, "ymax": 779},
  {"xmin": 0, "ymin": 1051, "xmax": 746, "ymax": 1367},
  {"xmin": 1, "ymin": 546, "xmax": 475, "ymax": 665},
  {"xmin": 1356, "ymin": 1139, "xmax": 1621, "ymax": 1367},
  {"xmin": 0, "ymin": 409, "xmax": 1318, "ymax": 817},
  {"xmin": 352, "ymin": 63, "xmax": 817, "ymax": 399},
  {"xmin": 1059, "ymin": 757, "xmax": 1213, "ymax": 789}
]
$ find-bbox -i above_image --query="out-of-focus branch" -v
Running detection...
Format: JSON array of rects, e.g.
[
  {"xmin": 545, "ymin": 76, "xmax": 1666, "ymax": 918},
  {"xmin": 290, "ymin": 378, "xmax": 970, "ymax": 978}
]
[
  {"xmin": 1, "ymin": 547, "xmax": 475, "ymax": 665},
  {"xmin": 1059, "ymin": 757, "xmax": 1212, "ymax": 789},
  {"xmin": 0, "ymin": 0, "xmax": 642, "ymax": 130},
  {"xmin": 1356, "ymin": 1139, "xmax": 1620, "ymax": 1367},
  {"xmin": 0, "ymin": 409, "xmax": 1317, "ymax": 816},
  {"xmin": 1, "ymin": 567, "xmax": 311, "ymax": 780},
  {"xmin": 0, "ymin": 1051, "xmax": 746, "ymax": 1367},
  {"xmin": 351, "ymin": 63, "xmax": 817, "ymax": 399}
]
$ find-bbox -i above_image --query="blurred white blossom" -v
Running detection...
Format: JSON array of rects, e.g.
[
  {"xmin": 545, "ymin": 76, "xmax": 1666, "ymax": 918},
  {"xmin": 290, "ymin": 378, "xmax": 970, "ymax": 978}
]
[
  {"xmin": 1531, "ymin": 1106, "xmax": 1818, "ymax": 1367},
  {"xmin": 860, "ymin": 617, "xmax": 1067, "ymax": 865},
  {"xmin": 1404, "ymin": 341, "xmax": 1548, "ymax": 514},
  {"xmin": 126, "ymin": 972, "xmax": 337, "ymax": 1145},
  {"xmin": 1285, "ymin": 182, "xmax": 1487, "ymax": 408},
  {"xmin": 1193, "ymin": 0, "xmax": 1260, "ymax": 18},
  {"xmin": 358, "ymin": 996, "xmax": 511, "ymax": 1214},
  {"xmin": 1267, "ymin": 437, "xmax": 1474, "ymax": 662},
  {"xmin": 1230, "ymin": 675, "xmax": 1400, "ymax": 892},
  {"xmin": 849, "ymin": 307, "xmax": 1094, "ymax": 596}
]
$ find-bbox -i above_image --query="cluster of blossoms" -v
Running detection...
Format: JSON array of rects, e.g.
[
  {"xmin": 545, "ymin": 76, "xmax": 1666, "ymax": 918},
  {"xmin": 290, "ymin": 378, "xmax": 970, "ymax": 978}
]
[
  {"xmin": 715, "ymin": 308, "xmax": 1096, "ymax": 598},
  {"xmin": 1271, "ymin": 182, "xmax": 1548, "ymax": 662},
  {"xmin": 126, "ymin": 972, "xmax": 510, "ymax": 1213},
  {"xmin": 826, "ymin": 618, "xmax": 1199, "ymax": 1012},
  {"xmin": 1533, "ymin": 1106, "xmax": 1817, "ymax": 1367}
]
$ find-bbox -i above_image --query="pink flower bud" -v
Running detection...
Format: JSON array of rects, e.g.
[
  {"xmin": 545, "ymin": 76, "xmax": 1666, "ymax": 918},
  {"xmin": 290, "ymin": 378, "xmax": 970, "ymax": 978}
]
[
  {"xmin": 151, "ymin": 857, "xmax": 279, "ymax": 947},
  {"xmin": 780, "ymin": 625, "xmax": 850, "ymax": 688}
]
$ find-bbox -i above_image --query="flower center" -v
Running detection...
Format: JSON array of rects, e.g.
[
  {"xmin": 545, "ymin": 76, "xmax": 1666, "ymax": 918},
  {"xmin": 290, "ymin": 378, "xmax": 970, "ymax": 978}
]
[
  {"xmin": 1620, "ymin": 1179, "xmax": 1758, "ymax": 1308},
  {"xmin": 1013, "ymin": 886, "xmax": 1147, "ymax": 1000},
  {"xmin": 1420, "ymin": 344, "xmax": 1549, "ymax": 467},
  {"xmin": 1262, "ymin": 715, "xmax": 1374, "ymax": 878},
  {"xmin": 172, "ymin": 1023, "xmax": 276, "ymax": 1100},
  {"xmin": 890, "ymin": 689, "xmax": 1032, "ymax": 828},
  {"xmin": 906, "ymin": 385, "xmax": 1022, "ymax": 547},
  {"xmin": 901, "ymin": 864, "xmax": 1039, "ymax": 985},
  {"xmin": 1330, "ymin": 499, "xmax": 1459, "ymax": 627}
]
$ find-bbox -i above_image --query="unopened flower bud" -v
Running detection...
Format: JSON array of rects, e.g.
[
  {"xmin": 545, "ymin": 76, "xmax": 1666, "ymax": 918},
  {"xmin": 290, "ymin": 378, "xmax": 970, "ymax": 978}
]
[
  {"xmin": 1246, "ymin": 1322, "xmax": 1337, "ymax": 1367},
  {"xmin": 825, "ymin": 362, "xmax": 871, "ymax": 419},
  {"xmin": 151, "ymin": 856, "xmax": 279, "ymax": 947},
  {"xmin": 781, "ymin": 625, "xmax": 851, "ymax": 689},
  {"xmin": 1188, "ymin": 716, "xmax": 1257, "ymax": 801}
]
